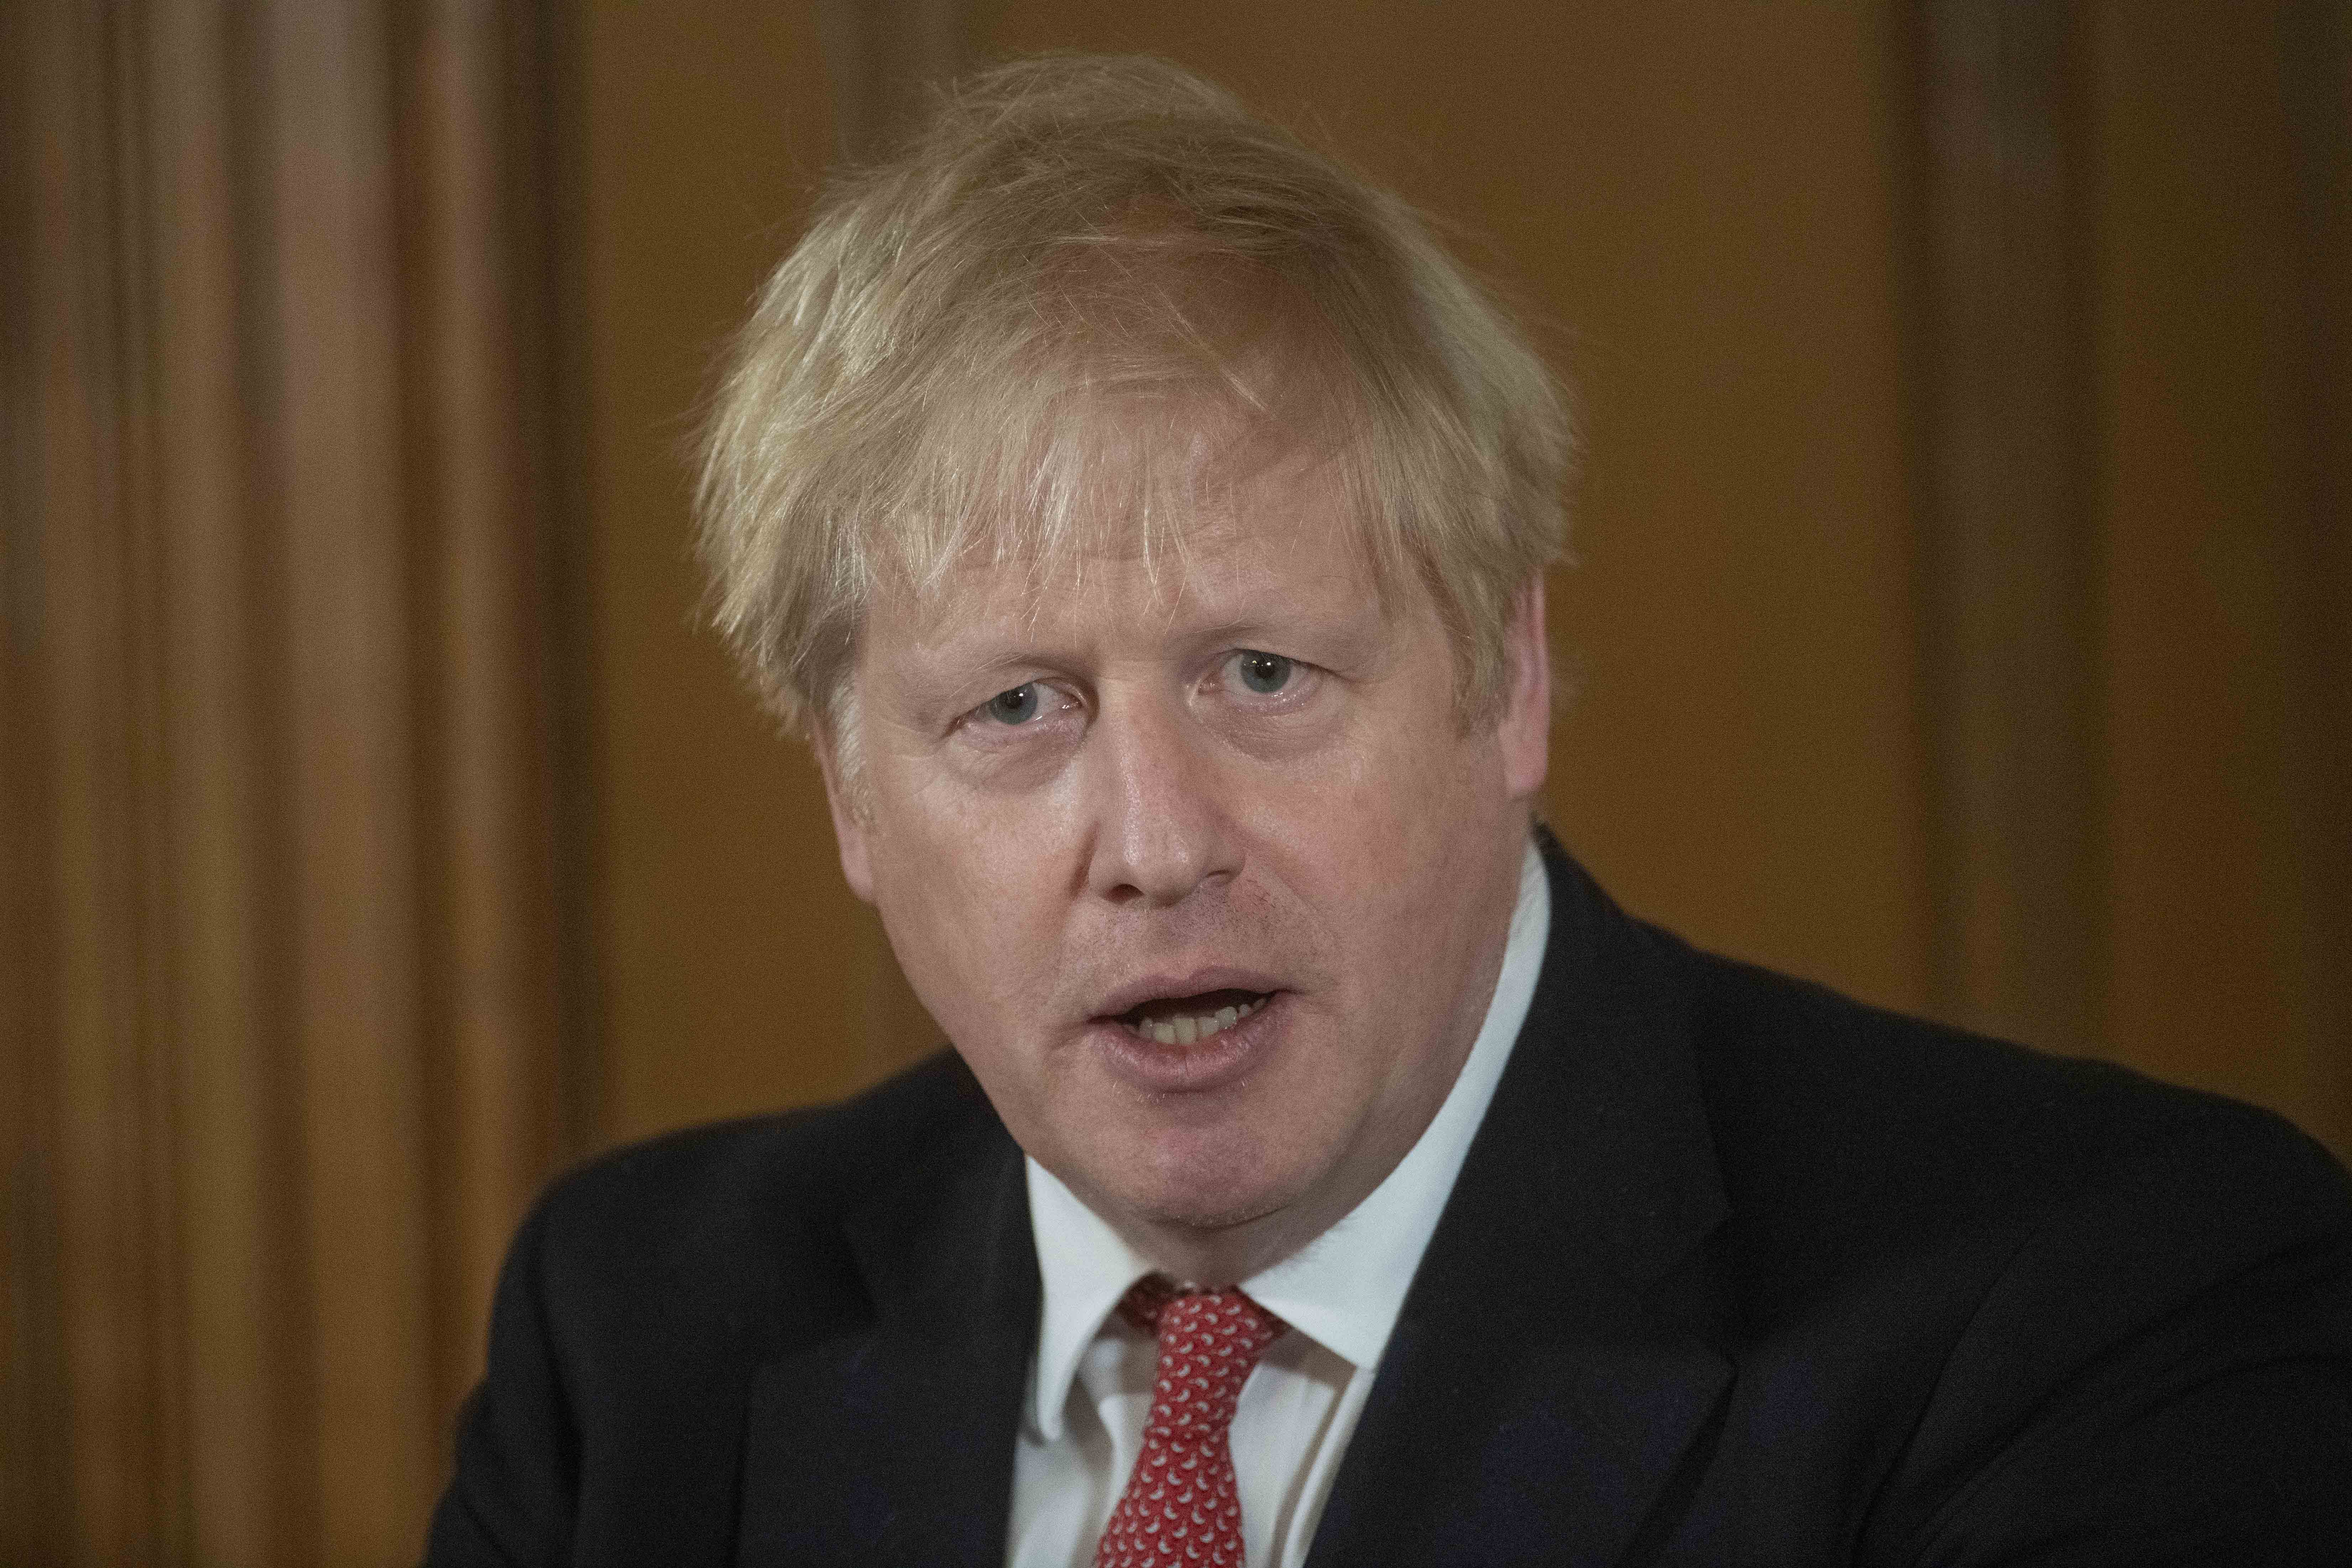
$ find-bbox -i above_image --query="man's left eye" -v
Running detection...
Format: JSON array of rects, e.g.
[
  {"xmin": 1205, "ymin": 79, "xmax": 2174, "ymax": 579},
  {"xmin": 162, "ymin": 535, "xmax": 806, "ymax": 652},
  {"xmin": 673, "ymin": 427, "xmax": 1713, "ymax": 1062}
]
[{"xmin": 1232, "ymin": 651, "xmax": 1295, "ymax": 694}]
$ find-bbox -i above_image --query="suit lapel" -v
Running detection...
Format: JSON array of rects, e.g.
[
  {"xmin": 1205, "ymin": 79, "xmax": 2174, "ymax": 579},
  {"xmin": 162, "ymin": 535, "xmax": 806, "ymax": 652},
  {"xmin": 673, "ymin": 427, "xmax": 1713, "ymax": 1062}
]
[
  {"xmin": 1305, "ymin": 840, "xmax": 1736, "ymax": 1568},
  {"xmin": 736, "ymin": 1109, "xmax": 1038, "ymax": 1568}
]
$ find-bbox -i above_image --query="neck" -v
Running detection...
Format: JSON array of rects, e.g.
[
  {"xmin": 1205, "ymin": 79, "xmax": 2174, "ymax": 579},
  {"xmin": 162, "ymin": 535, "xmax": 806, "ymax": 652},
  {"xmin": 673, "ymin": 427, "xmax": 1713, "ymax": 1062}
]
[{"xmin": 1123, "ymin": 1187, "xmax": 1367, "ymax": 1288}]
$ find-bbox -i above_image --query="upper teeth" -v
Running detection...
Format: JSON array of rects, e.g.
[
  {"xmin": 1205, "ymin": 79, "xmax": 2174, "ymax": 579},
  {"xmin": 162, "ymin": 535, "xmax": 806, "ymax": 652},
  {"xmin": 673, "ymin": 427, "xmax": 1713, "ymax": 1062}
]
[{"xmin": 1128, "ymin": 996, "xmax": 1264, "ymax": 1046}]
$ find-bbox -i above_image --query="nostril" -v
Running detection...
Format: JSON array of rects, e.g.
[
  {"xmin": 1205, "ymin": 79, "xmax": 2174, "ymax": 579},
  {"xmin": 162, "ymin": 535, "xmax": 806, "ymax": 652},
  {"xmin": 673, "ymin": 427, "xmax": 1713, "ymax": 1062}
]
[
  {"xmin": 1092, "ymin": 844, "xmax": 1217, "ymax": 907},
  {"xmin": 1079, "ymin": 736, "xmax": 1239, "ymax": 905}
]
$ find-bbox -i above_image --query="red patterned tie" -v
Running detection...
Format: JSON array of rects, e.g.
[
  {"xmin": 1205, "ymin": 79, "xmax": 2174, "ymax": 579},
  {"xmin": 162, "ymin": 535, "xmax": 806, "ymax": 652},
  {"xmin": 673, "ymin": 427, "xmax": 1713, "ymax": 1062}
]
[{"xmin": 1093, "ymin": 1275, "xmax": 1287, "ymax": 1568}]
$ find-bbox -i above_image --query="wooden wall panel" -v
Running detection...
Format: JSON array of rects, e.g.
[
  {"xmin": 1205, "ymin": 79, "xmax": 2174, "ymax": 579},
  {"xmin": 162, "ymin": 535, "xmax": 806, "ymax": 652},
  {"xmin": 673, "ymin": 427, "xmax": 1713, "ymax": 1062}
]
[
  {"xmin": 818, "ymin": 0, "xmax": 970, "ymax": 161},
  {"xmin": 2090, "ymin": 0, "xmax": 2351, "ymax": 1153},
  {"xmin": 1910, "ymin": 0, "xmax": 2103, "ymax": 1056},
  {"xmin": 576, "ymin": 0, "xmax": 893, "ymax": 1146}
]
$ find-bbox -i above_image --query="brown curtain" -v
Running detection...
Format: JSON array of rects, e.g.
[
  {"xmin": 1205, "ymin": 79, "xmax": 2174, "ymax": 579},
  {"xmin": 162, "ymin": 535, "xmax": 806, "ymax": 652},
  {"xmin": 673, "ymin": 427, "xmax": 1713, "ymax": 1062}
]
[{"xmin": 1, "ymin": 1, "xmax": 574, "ymax": 1562}]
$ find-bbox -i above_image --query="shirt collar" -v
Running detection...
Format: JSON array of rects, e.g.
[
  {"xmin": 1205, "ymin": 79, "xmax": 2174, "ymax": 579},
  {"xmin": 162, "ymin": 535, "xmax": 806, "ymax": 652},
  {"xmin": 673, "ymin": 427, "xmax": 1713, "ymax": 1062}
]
[{"xmin": 1024, "ymin": 836, "xmax": 1552, "ymax": 1439}]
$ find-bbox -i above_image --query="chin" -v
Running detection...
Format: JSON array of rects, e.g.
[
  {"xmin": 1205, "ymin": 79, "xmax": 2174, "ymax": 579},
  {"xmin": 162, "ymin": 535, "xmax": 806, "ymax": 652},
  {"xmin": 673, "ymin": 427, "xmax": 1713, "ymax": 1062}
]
[
  {"xmin": 1111, "ymin": 1128, "xmax": 1321, "ymax": 1238},
  {"xmin": 1129, "ymin": 1185, "xmax": 1289, "ymax": 1236}
]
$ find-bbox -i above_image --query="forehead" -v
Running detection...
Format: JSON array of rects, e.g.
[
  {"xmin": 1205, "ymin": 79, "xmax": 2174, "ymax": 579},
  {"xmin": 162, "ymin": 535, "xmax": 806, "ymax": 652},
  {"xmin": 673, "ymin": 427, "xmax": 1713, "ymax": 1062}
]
[{"xmin": 866, "ymin": 441, "xmax": 1383, "ymax": 656}]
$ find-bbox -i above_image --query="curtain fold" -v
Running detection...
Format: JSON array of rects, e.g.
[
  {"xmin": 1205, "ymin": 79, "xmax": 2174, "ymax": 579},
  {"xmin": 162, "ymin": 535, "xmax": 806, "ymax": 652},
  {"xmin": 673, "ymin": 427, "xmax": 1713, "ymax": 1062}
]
[{"xmin": 1, "ymin": 2, "xmax": 574, "ymax": 1562}]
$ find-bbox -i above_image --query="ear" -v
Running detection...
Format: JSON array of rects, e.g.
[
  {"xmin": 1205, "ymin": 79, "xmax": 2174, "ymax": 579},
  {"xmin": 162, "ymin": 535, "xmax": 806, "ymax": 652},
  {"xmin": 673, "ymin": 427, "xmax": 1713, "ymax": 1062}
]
[
  {"xmin": 1496, "ymin": 574, "xmax": 1552, "ymax": 801},
  {"xmin": 813, "ymin": 725, "xmax": 876, "ymax": 904}
]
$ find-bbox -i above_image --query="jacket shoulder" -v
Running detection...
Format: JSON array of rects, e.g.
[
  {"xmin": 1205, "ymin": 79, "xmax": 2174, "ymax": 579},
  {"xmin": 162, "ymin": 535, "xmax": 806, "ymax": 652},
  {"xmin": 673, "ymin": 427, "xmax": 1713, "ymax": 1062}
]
[
  {"xmin": 1675, "ymin": 940, "xmax": 2350, "ymax": 1249},
  {"xmin": 1652, "ymin": 939, "xmax": 2352, "ymax": 1559},
  {"xmin": 428, "ymin": 1052, "xmax": 1009, "ymax": 1567},
  {"xmin": 538, "ymin": 1047, "xmax": 997, "ymax": 1232},
  {"xmin": 522, "ymin": 1049, "xmax": 1003, "ymax": 1333}
]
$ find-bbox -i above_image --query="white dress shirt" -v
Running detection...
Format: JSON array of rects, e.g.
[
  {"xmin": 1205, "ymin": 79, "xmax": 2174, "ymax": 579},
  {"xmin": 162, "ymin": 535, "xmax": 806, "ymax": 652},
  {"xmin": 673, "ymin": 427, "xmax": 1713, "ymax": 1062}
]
[{"xmin": 1008, "ymin": 837, "xmax": 1552, "ymax": 1568}]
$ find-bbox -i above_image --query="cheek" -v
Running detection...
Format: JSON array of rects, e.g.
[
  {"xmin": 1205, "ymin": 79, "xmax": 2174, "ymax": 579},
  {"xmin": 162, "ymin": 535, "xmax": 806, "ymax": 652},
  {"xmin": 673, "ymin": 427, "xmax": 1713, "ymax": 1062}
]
[
  {"xmin": 1297, "ymin": 733, "xmax": 1513, "ymax": 985},
  {"xmin": 1284, "ymin": 726, "xmax": 1494, "ymax": 879},
  {"xmin": 866, "ymin": 791, "xmax": 1067, "ymax": 1036}
]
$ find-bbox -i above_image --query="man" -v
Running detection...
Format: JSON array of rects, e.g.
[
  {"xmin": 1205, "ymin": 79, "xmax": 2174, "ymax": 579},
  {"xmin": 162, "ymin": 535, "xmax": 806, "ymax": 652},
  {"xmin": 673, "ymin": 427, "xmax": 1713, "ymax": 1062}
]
[{"xmin": 428, "ymin": 56, "xmax": 2352, "ymax": 1567}]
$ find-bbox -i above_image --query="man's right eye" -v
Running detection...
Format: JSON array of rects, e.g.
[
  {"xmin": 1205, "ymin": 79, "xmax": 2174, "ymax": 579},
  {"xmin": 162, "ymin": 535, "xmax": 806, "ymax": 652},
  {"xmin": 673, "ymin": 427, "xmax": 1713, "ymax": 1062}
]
[{"xmin": 983, "ymin": 683, "xmax": 1043, "ymax": 724}]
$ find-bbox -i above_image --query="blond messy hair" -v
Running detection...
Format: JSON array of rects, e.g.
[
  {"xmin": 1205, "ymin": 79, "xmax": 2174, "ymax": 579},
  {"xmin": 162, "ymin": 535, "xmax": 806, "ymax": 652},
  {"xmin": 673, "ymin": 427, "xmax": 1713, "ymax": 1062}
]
[{"xmin": 694, "ymin": 54, "xmax": 1574, "ymax": 743}]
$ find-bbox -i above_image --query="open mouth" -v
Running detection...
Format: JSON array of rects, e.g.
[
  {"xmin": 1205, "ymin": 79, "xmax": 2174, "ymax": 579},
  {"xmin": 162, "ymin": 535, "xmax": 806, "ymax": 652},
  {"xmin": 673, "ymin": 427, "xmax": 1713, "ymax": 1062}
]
[{"xmin": 1114, "ymin": 988, "xmax": 1271, "ymax": 1046}]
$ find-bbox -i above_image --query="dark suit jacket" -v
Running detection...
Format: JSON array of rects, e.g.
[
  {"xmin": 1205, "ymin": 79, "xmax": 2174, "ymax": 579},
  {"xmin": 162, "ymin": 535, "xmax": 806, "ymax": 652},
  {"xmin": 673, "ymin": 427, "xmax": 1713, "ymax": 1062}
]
[{"xmin": 427, "ymin": 842, "xmax": 2352, "ymax": 1566}]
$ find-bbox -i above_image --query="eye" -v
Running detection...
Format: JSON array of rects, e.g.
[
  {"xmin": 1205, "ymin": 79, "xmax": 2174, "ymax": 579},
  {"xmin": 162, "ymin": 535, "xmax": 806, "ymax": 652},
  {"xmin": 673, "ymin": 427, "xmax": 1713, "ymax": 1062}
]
[
  {"xmin": 982, "ymin": 683, "xmax": 1044, "ymax": 724},
  {"xmin": 1233, "ymin": 650, "xmax": 1295, "ymax": 695}
]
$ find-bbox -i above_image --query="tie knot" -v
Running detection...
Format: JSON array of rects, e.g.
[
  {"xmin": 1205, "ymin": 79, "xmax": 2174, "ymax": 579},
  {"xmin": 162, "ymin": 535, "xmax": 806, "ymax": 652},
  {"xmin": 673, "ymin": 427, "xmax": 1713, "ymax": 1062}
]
[{"xmin": 1115, "ymin": 1275, "xmax": 1285, "ymax": 1345}]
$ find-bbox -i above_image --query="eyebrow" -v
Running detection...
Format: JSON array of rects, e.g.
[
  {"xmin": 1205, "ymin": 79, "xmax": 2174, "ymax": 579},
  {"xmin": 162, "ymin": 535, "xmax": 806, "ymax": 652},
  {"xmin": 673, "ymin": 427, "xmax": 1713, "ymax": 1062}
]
[
  {"xmin": 878, "ymin": 648, "xmax": 1047, "ymax": 722},
  {"xmin": 867, "ymin": 556, "xmax": 1396, "ymax": 710}
]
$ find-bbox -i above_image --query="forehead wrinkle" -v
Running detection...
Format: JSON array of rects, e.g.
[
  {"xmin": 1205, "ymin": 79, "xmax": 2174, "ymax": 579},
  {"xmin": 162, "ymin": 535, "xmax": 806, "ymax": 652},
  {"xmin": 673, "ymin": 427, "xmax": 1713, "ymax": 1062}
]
[
  {"xmin": 856, "ymin": 393, "xmax": 1396, "ymax": 712},
  {"xmin": 884, "ymin": 515, "xmax": 1387, "ymax": 695}
]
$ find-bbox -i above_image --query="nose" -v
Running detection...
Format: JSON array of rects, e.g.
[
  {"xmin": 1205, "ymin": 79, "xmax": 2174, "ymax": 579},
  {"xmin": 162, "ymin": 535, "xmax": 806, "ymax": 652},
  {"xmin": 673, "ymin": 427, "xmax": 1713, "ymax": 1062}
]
[{"xmin": 1080, "ymin": 689, "xmax": 1242, "ymax": 906}]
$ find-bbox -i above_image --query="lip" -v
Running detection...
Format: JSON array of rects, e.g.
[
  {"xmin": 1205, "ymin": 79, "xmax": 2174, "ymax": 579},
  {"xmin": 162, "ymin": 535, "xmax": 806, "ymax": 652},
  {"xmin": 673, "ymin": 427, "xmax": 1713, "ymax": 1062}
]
[
  {"xmin": 1090, "ymin": 967, "xmax": 1288, "ymax": 1023},
  {"xmin": 1085, "ymin": 990, "xmax": 1287, "ymax": 1095}
]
